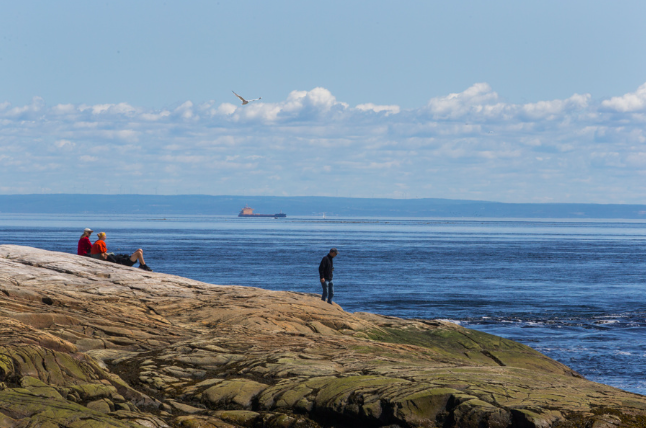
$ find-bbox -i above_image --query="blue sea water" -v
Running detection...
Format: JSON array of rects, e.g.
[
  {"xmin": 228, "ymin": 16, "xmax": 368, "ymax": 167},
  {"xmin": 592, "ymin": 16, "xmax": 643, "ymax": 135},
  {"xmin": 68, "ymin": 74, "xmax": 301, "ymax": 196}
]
[{"xmin": 1, "ymin": 213, "xmax": 645, "ymax": 395}]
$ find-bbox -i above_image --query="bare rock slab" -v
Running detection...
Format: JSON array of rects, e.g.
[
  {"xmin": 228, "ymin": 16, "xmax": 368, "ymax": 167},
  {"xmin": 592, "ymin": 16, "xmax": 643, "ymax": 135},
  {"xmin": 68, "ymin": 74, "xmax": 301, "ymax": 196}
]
[{"xmin": 2, "ymin": 245, "xmax": 646, "ymax": 427}]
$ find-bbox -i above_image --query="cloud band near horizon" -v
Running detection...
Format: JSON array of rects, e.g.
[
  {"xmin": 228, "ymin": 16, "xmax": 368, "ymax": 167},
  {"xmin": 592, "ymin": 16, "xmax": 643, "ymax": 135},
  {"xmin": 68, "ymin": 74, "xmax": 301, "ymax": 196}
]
[{"xmin": 1, "ymin": 83, "xmax": 646, "ymax": 203}]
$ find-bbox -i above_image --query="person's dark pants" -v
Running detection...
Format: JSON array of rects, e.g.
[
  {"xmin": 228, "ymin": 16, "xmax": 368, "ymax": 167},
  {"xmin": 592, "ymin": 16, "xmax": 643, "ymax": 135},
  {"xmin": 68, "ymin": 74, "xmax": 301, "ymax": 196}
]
[{"xmin": 321, "ymin": 280, "xmax": 334, "ymax": 303}]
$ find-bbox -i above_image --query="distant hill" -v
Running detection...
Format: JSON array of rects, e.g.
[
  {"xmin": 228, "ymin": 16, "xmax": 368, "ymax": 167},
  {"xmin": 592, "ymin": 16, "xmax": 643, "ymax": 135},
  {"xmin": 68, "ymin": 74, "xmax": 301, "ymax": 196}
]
[{"xmin": 0, "ymin": 194, "xmax": 645, "ymax": 219}]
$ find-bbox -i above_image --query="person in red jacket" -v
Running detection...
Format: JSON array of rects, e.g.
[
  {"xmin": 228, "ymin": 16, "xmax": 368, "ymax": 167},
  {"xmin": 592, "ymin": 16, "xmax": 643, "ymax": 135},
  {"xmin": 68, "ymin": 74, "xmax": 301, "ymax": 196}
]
[
  {"xmin": 90, "ymin": 232, "xmax": 109, "ymax": 260},
  {"xmin": 91, "ymin": 232, "xmax": 152, "ymax": 271},
  {"xmin": 77, "ymin": 228, "xmax": 93, "ymax": 256}
]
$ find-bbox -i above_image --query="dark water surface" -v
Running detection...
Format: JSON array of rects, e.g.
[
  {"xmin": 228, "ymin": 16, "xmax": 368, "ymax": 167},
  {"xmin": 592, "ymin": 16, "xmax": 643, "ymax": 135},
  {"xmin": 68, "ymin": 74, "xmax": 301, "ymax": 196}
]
[{"xmin": 1, "ymin": 213, "xmax": 646, "ymax": 395}]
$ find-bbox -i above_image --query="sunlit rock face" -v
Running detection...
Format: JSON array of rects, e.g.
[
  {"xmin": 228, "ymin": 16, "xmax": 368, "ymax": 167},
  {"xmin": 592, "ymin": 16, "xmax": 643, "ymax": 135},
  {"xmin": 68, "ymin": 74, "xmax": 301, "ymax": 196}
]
[{"xmin": 0, "ymin": 244, "xmax": 644, "ymax": 427}]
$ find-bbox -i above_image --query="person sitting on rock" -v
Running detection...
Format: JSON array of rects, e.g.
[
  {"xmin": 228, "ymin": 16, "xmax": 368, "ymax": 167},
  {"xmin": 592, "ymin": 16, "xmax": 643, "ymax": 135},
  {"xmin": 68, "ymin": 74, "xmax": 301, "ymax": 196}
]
[
  {"xmin": 90, "ymin": 232, "xmax": 153, "ymax": 271},
  {"xmin": 77, "ymin": 228, "xmax": 93, "ymax": 256}
]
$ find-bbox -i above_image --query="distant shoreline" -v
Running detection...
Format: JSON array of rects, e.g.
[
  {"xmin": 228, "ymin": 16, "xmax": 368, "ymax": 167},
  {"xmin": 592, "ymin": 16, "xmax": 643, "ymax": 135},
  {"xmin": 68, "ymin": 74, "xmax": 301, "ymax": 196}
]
[{"xmin": 1, "ymin": 194, "xmax": 646, "ymax": 219}]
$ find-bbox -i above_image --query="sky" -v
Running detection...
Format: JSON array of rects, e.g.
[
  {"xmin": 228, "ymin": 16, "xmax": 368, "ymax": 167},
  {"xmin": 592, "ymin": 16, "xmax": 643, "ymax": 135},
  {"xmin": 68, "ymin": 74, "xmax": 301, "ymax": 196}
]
[{"xmin": 1, "ymin": 1, "xmax": 646, "ymax": 203}]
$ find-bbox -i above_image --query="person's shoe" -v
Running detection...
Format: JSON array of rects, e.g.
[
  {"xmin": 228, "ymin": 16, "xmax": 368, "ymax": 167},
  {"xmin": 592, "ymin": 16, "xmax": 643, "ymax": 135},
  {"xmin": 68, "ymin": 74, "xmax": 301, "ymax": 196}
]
[
  {"xmin": 327, "ymin": 301, "xmax": 332, "ymax": 304},
  {"xmin": 139, "ymin": 264, "xmax": 153, "ymax": 272}
]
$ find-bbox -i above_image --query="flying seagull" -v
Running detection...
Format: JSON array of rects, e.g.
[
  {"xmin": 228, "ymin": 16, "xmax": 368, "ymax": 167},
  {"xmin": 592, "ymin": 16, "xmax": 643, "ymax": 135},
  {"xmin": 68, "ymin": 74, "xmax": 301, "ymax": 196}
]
[{"xmin": 232, "ymin": 91, "xmax": 261, "ymax": 105}]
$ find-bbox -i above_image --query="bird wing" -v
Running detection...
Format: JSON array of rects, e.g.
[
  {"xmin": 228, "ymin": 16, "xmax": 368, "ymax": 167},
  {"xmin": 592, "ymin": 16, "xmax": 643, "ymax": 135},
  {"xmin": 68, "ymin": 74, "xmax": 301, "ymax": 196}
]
[
  {"xmin": 232, "ymin": 91, "xmax": 247, "ymax": 103},
  {"xmin": 247, "ymin": 97, "xmax": 261, "ymax": 102}
]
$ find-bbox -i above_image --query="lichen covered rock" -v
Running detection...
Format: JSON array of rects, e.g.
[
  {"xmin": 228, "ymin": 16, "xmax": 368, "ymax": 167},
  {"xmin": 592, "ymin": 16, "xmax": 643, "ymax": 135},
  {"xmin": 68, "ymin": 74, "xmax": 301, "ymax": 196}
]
[{"xmin": 1, "ymin": 245, "xmax": 646, "ymax": 427}]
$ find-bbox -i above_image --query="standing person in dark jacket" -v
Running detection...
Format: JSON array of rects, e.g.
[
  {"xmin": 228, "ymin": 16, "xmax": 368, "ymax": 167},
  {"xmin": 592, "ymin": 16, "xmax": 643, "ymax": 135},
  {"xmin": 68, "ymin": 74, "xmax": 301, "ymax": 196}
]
[{"xmin": 319, "ymin": 248, "xmax": 338, "ymax": 304}]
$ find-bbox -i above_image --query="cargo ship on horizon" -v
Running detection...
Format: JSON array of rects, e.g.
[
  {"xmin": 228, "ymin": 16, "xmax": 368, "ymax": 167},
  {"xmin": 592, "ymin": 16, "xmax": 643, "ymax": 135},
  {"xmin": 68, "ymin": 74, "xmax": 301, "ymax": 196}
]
[{"xmin": 238, "ymin": 206, "xmax": 286, "ymax": 218}]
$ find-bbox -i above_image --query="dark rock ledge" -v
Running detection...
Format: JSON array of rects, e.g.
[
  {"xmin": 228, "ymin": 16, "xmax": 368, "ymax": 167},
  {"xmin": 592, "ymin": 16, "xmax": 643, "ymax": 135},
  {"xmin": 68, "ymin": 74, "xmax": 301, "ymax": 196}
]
[{"xmin": 0, "ymin": 245, "xmax": 644, "ymax": 428}]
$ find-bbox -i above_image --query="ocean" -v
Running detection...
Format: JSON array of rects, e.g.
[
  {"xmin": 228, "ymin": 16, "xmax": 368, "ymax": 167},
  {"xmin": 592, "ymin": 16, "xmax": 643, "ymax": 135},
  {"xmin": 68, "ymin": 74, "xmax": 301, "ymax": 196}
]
[{"xmin": 1, "ymin": 213, "xmax": 645, "ymax": 395}]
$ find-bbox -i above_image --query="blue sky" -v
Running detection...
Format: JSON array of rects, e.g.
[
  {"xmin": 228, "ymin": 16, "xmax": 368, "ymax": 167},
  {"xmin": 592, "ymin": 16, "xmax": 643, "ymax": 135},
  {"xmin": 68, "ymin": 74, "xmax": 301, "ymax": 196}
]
[{"xmin": 1, "ymin": 1, "xmax": 646, "ymax": 203}]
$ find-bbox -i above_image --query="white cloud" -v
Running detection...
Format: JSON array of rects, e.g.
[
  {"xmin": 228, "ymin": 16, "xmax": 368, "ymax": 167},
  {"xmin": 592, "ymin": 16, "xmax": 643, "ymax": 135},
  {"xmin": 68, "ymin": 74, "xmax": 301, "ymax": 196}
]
[
  {"xmin": 54, "ymin": 139, "xmax": 75, "ymax": 149},
  {"xmin": 214, "ymin": 103, "xmax": 237, "ymax": 116},
  {"xmin": 115, "ymin": 130, "xmax": 139, "ymax": 142},
  {"xmin": 159, "ymin": 155, "xmax": 205, "ymax": 164},
  {"xmin": 521, "ymin": 93, "xmax": 590, "ymax": 119},
  {"xmin": 355, "ymin": 103, "xmax": 400, "ymax": 115},
  {"xmin": 83, "ymin": 102, "xmax": 138, "ymax": 115},
  {"xmin": 73, "ymin": 121, "xmax": 99, "ymax": 128},
  {"xmin": 602, "ymin": 83, "xmax": 646, "ymax": 112},
  {"xmin": 174, "ymin": 101, "xmax": 195, "ymax": 120},
  {"xmin": 426, "ymin": 83, "xmax": 499, "ymax": 119},
  {"xmin": 285, "ymin": 87, "xmax": 341, "ymax": 111},
  {"xmin": 3, "ymin": 83, "xmax": 646, "ymax": 202},
  {"xmin": 141, "ymin": 110, "xmax": 170, "ymax": 121},
  {"xmin": 224, "ymin": 87, "xmax": 349, "ymax": 122},
  {"xmin": 5, "ymin": 97, "xmax": 45, "ymax": 118},
  {"xmin": 52, "ymin": 104, "xmax": 76, "ymax": 115}
]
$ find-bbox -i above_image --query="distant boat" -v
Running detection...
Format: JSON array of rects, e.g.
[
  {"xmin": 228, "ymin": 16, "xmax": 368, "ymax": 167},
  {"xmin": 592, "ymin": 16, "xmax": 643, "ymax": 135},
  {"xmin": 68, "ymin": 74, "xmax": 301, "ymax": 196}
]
[{"xmin": 238, "ymin": 206, "xmax": 286, "ymax": 218}]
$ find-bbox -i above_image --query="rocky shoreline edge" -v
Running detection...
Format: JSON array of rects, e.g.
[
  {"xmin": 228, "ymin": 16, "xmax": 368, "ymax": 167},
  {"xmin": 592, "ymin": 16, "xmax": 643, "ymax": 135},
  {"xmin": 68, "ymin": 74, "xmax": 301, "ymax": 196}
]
[{"xmin": 0, "ymin": 244, "xmax": 645, "ymax": 428}]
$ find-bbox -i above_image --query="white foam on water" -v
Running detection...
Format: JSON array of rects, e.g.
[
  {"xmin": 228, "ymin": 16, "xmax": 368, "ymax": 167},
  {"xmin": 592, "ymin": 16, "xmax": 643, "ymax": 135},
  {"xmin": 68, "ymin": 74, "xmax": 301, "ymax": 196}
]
[{"xmin": 437, "ymin": 319, "xmax": 462, "ymax": 325}]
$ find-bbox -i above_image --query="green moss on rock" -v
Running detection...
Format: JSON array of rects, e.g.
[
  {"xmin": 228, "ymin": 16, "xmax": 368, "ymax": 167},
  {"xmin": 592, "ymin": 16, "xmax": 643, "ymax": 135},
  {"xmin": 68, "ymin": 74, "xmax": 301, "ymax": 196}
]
[
  {"xmin": 213, "ymin": 410, "xmax": 261, "ymax": 427},
  {"xmin": 70, "ymin": 383, "xmax": 118, "ymax": 401},
  {"xmin": 0, "ymin": 388, "xmax": 134, "ymax": 427},
  {"xmin": 203, "ymin": 379, "xmax": 268, "ymax": 409},
  {"xmin": 314, "ymin": 375, "xmax": 409, "ymax": 409},
  {"xmin": 392, "ymin": 387, "xmax": 461, "ymax": 424}
]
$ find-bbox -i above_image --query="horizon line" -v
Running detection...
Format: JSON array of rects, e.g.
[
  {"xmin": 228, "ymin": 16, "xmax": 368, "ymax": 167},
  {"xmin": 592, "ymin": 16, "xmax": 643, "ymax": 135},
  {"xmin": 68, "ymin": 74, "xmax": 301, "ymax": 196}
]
[{"xmin": 1, "ymin": 193, "xmax": 645, "ymax": 207}]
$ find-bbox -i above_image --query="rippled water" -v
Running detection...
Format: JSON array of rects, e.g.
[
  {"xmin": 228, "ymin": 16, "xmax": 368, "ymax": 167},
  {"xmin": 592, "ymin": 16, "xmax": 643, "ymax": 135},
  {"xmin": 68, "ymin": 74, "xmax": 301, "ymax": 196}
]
[{"xmin": 1, "ymin": 213, "xmax": 645, "ymax": 395}]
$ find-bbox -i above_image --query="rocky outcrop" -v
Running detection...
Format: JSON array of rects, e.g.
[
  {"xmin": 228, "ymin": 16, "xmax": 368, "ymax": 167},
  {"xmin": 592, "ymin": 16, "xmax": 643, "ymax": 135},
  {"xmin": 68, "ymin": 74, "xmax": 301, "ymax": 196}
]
[{"xmin": 0, "ymin": 244, "xmax": 644, "ymax": 427}]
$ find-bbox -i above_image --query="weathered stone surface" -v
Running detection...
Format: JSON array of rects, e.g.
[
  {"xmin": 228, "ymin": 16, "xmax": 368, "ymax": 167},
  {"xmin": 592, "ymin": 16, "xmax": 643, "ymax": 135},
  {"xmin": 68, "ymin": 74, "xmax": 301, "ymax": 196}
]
[
  {"xmin": 1, "ymin": 245, "xmax": 646, "ymax": 427},
  {"xmin": 86, "ymin": 397, "xmax": 113, "ymax": 413},
  {"xmin": 175, "ymin": 415, "xmax": 238, "ymax": 428},
  {"xmin": 203, "ymin": 379, "xmax": 268, "ymax": 409}
]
